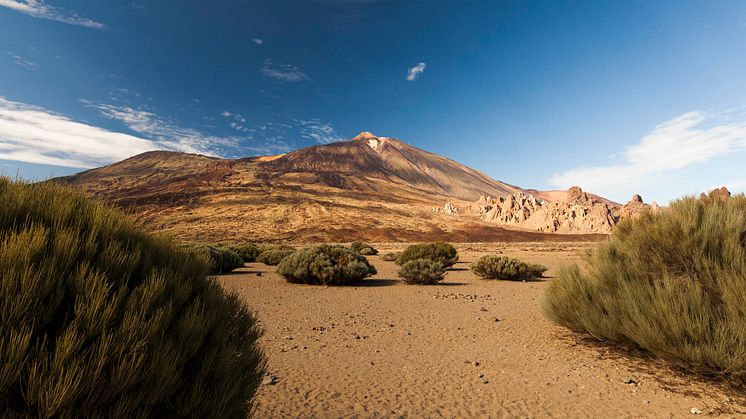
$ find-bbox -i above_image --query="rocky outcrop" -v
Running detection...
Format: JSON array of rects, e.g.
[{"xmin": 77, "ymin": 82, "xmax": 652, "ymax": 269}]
[
  {"xmin": 475, "ymin": 187, "xmax": 617, "ymax": 234},
  {"xmin": 617, "ymin": 194, "xmax": 662, "ymax": 221},
  {"xmin": 444, "ymin": 202, "xmax": 458, "ymax": 215},
  {"xmin": 701, "ymin": 187, "xmax": 731, "ymax": 200}
]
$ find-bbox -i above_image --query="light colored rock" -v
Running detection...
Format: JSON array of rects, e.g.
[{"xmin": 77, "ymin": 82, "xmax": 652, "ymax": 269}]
[
  {"xmin": 444, "ymin": 202, "xmax": 458, "ymax": 215},
  {"xmin": 477, "ymin": 188, "xmax": 616, "ymax": 234}
]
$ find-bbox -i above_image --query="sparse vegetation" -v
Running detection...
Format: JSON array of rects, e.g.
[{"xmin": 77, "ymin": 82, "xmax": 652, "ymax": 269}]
[
  {"xmin": 382, "ymin": 252, "xmax": 399, "ymax": 262},
  {"xmin": 229, "ymin": 242, "xmax": 261, "ymax": 263},
  {"xmin": 257, "ymin": 248, "xmax": 296, "ymax": 266},
  {"xmin": 277, "ymin": 245, "xmax": 377, "ymax": 285},
  {"xmin": 542, "ymin": 194, "xmax": 746, "ymax": 383},
  {"xmin": 350, "ymin": 241, "xmax": 378, "ymax": 255},
  {"xmin": 0, "ymin": 179, "xmax": 265, "ymax": 417},
  {"xmin": 396, "ymin": 242, "xmax": 458, "ymax": 268},
  {"xmin": 184, "ymin": 243, "xmax": 244, "ymax": 274},
  {"xmin": 398, "ymin": 258, "xmax": 446, "ymax": 284},
  {"xmin": 470, "ymin": 255, "xmax": 547, "ymax": 280}
]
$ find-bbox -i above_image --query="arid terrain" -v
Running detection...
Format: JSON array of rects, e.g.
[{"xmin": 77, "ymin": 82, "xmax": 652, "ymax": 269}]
[
  {"xmin": 220, "ymin": 243, "xmax": 745, "ymax": 418},
  {"xmin": 54, "ymin": 132, "xmax": 647, "ymax": 243}
]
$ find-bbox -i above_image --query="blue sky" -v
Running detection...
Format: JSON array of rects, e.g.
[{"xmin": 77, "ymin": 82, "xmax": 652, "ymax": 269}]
[{"xmin": 1, "ymin": 0, "xmax": 746, "ymax": 203}]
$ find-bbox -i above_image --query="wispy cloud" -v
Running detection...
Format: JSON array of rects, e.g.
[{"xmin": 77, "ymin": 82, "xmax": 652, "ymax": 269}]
[
  {"xmin": 252, "ymin": 38, "xmax": 263, "ymax": 45},
  {"xmin": 84, "ymin": 101, "xmax": 239, "ymax": 156},
  {"xmin": 550, "ymin": 110, "xmax": 746, "ymax": 198},
  {"xmin": 298, "ymin": 119, "xmax": 343, "ymax": 144},
  {"xmin": 221, "ymin": 110, "xmax": 248, "ymax": 132},
  {"xmin": 5, "ymin": 51, "xmax": 37, "ymax": 70},
  {"xmin": 261, "ymin": 59, "xmax": 311, "ymax": 82},
  {"xmin": 0, "ymin": 96, "xmax": 155, "ymax": 168},
  {"xmin": 406, "ymin": 62, "xmax": 426, "ymax": 81},
  {"xmin": 0, "ymin": 0, "xmax": 105, "ymax": 28}
]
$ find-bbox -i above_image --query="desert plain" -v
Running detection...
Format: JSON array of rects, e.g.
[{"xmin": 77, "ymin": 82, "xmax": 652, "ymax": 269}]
[{"xmin": 220, "ymin": 242, "xmax": 745, "ymax": 418}]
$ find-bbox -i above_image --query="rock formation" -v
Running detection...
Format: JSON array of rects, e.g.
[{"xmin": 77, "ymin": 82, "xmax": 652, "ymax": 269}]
[
  {"xmin": 444, "ymin": 202, "xmax": 458, "ymax": 215},
  {"xmin": 475, "ymin": 187, "xmax": 617, "ymax": 234}
]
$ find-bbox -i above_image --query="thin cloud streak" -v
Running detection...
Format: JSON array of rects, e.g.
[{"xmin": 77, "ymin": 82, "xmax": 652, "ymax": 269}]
[
  {"xmin": 298, "ymin": 119, "xmax": 343, "ymax": 144},
  {"xmin": 0, "ymin": 0, "xmax": 105, "ymax": 28},
  {"xmin": 406, "ymin": 62, "xmax": 426, "ymax": 81},
  {"xmin": 261, "ymin": 59, "xmax": 311, "ymax": 82},
  {"xmin": 549, "ymin": 110, "xmax": 746, "ymax": 199}
]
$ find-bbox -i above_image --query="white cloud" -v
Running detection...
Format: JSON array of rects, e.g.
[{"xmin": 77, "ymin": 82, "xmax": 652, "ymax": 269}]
[
  {"xmin": 85, "ymin": 102, "xmax": 239, "ymax": 155},
  {"xmin": 298, "ymin": 119, "xmax": 343, "ymax": 144},
  {"xmin": 0, "ymin": 96, "xmax": 156, "ymax": 168},
  {"xmin": 406, "ymin": 62, "xmax": 426, "ymax": 81},
  {"xmin": 549, "ymin": 111, "xmax": 746, "ymax": 198},
  {"xmin": 261, "ymin": 59, "xmax": 310, "ymax": 82},
  {"xmin": 221, "ymin": 110, "xmax": 248, "ymax": 132},
  {"xmin": 252, "ymin": 38, "xmax": 263, "ymax": 45},
  {"xmin": 0, "ymin": 0, "xmax": 105, "ymax": 29},
  {"xmin": 5, "ymin": 51, "xmax": 37, "ymax": 70}
]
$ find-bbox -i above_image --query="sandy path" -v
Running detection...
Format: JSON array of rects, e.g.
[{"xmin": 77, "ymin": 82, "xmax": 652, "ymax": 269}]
[{"xmin": 219, "ymin": 243, "xmax": 745, "ymax": 418}]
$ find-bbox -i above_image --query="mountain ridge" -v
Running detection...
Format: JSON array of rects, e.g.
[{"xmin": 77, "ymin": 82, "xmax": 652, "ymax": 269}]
[{"xmin": 55, "ymin": 132, "xmax": 613, "ymax": 243}]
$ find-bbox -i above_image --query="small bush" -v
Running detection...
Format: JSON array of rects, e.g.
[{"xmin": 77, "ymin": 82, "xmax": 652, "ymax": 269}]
[
  {"xmin": 542, "ymin": 194, "xmax": 746, "ymax": 383},
  {"xmin": 396, "ymin": 242, "xmax": 458, "ymax": 268},
  {"xmin": 398, "ymin": 258, "xmax": 446, "ymax": 285},
  {"xmin": 381, "ymin": 252, "xmax": 399, "ymax": 262},
  {"xmin": 350, "ymin": 241, "xmax": 378, "ymax": 255},
  {"xmin": 229, "ymin": 243, "xmax": 261, "ymax": 263},
  {"xmin": 257, "ymin": 248, "xmax": 296, "ymax": 266},
  {"xmin": 470, "ymin": 255, "xmax": 547, "ymax": 280},
  {"xmin": 0, "ymin": 179, "xmax": 265, "ymax": 417},
  {"xmin": 184, "ymin": 243, "xmax": 244, "ymax": 274},
  {"xmin": 277, "ymin": 245, "xmax": 377, "ymax": 285}
]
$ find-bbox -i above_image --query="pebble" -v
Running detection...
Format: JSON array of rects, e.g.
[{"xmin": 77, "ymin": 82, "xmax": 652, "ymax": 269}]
[{"xmin": 690, "ymin": 407, "xmax": 702, "ymax": 415}]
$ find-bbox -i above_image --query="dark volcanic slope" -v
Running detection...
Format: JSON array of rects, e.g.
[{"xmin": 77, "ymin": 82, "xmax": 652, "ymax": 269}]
[{"xmin": 55, "ymin": 132, "xmax": 603, "ymax": 243}]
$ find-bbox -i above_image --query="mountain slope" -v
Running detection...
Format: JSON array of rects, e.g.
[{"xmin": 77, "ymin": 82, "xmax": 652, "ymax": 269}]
[{"xmin": 55, "ymin": 132, "xmax": 607, "ymax": 243}]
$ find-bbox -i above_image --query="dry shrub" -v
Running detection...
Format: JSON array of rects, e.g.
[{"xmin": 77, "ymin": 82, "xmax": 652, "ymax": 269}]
[
  {"xmin": 228, "ymin": 243, "xmax": 261, "ymax": 263},
  {"xmin": 350, "ymin": 241, "xmax": 378, "ymax": 255},
  {"xmin": 276, "ymin": 245, "xmax": 376, "ymax": 285},
  {"xmin": 184, "ymin": 243, "xmax": 244, "ymax": 274},
  {"xmin": 0, "ymin": 179, "xmax": 265, "ymax": 417},
  {"xmin": 542, "ymin": 194, "xmax": 746, "ymax": 383},
  {"xmin": 398, "ymin": 258, "xmax": 446, "ymax": 284},
  {"xmin": 471, "ymin": 255, "xmax": 547, "ymax": 280},
  {"xmin": 396, "ymin": 242, "xmax": 458, "ymax": 268},
  {"xmin": 256, "ymin": 248, "xmax": 295, "ymax": 266},
  {"xmin": 381, "ymin": 252, "xmax": 399, "ymax": 262}
]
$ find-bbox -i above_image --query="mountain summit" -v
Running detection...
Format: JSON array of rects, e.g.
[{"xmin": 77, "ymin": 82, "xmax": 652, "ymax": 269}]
[{"xmin": 56, "ymin": 133, "xmax": 609, "ymax": 242}]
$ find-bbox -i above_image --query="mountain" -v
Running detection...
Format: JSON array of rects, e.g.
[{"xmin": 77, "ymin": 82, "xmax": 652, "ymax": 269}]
[{"xmin": 55, "ymin": 132, "xmax": 609, "ymax": 243}]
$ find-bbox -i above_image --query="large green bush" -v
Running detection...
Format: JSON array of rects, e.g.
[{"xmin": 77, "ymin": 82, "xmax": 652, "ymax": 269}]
[
  {"xmin": 184, "ymin": 243, "xmax": 244, "ymax": 274},
  {"xmin": 470, "ymin": 255, "xmax": 547, "ymax": 280},
  {"xmin": 542, "ymin": 194, "xmax": 746, "ymax": 383},
  {"xmin": 395, "ymin": 242, "xmax": 458, "ymax": 268},
  {"xmin": 398, "ymin": 258, "xmax": 446, "ymax": 285},
  {"xmin": 229, "ymin": 243, "xmax": 261, "ymax": 263},
  {"xmin": 350, "ymin": 241, "xmax": 378, "ymax": 255},
  {"xmin": 277, "ymin": 245, "xmax": 377, "ymax": 285},
  {"xmin": 0, "ymin": 179, "xmax": 265, "ymax": 417},
  {"xmin": 256, "ymin": 248, "xmax": 296, "ymax": 266}
]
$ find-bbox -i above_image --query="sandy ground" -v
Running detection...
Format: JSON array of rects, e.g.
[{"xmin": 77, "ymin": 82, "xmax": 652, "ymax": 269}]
[{"xmin": 219, "ymin": 243, "xmax": 746, "ymax": 418}]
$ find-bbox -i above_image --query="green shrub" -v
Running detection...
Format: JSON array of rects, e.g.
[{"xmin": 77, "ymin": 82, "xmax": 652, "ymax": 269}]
[
  {"xmin": 0, "ymin": 179, "xmax": 265, "ymax": 417},
  {"xmin": 228, "ymin": 243, "xmax": 261, "ymax": 263},
  {"xmin": 542, "ymin": 195, "xmax": 746, "ymax": 383},
  {"xmin": 470, "ymin": 255, "xmax": 547, "ymax": 280},
  {"xmin": 277, "ymin": 245, "xmax": 377, "ymax": 285},
  {"xmin": 257, "ymin": 248, "xmax": 296, "ymax": 266},
  {"xmin": 381, "ymin": 252, "xmax": 399, "ymax": 262},
  {"xmin": 396, "ymin": 242, "xmax": 458, "ymax": 268},
  {"xmin": 398, "ymin": 258, "xmax": 446, "ymax": 285},
  {"xmin": 184, "ymin": 243, "xmax": 244, "ymax": 274},
  {"xmin": 350, "ymin": 241, "xmax": 378, "ymax": 255}
]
